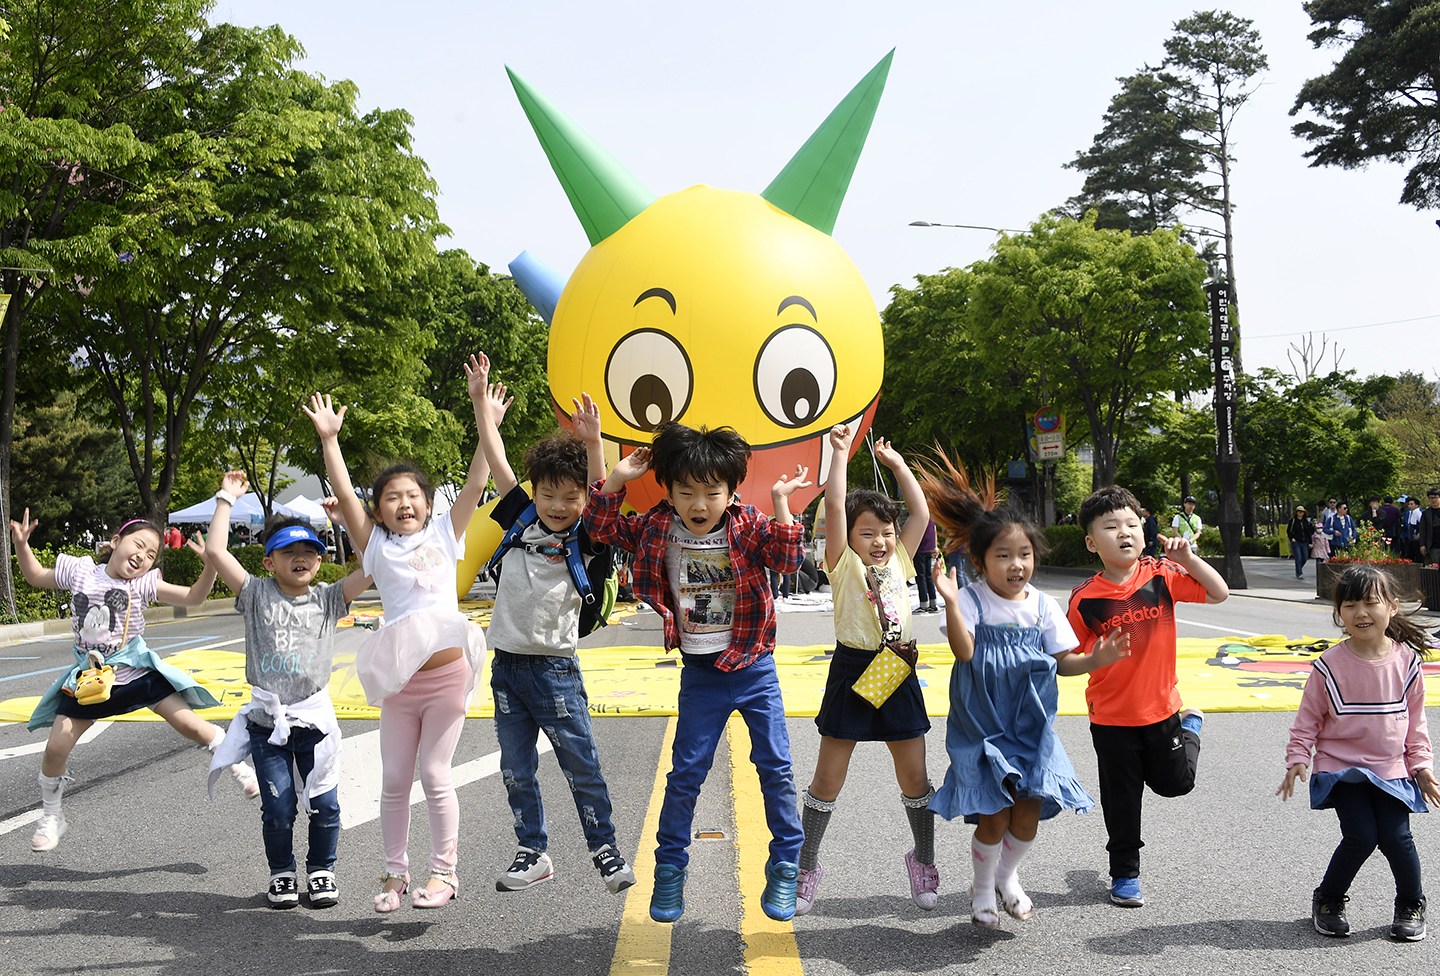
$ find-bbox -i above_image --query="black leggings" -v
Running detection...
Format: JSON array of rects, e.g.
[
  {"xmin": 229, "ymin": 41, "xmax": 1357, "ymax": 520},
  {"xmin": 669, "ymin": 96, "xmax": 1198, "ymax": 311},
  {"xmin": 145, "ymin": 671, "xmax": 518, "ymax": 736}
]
[{"xmin": 1318, "ymin": 779, "xmax": 1423, "ymax": 902}]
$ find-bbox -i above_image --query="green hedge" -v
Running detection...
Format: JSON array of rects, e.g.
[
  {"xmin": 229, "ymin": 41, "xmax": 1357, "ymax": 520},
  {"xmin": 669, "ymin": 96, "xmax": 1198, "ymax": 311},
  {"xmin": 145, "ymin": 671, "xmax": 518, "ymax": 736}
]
[
  {"xmin": 1192, "ymin": 528, "xmax": 1283, "ymax": 558},
  {"xmin": 5, "ymin": 545, "xmax": 94, "ymax": 624},
  {"xmin": 1040, "ymin": 525, "xmax": 1103, "ymax": 568}
]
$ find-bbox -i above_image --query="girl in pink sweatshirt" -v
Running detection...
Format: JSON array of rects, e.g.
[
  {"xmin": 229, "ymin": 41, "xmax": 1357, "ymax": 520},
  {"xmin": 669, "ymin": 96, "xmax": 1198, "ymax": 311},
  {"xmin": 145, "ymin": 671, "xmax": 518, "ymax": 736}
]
[{"xmin": 1279, "ymin": 564, "xmax": 1439, "ymax": 942}]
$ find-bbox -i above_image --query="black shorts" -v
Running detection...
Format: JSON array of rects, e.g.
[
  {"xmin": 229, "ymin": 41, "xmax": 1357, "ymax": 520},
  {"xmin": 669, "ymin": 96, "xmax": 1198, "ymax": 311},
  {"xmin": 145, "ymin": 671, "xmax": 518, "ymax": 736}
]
[{"xmin": 54, "ymin": 670, "xmax": 176, "ymax": 720}]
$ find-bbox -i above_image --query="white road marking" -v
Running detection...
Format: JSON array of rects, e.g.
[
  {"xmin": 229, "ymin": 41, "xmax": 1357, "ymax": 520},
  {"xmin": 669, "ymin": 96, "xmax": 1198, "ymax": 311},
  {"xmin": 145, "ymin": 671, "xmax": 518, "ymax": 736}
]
[
  {"xmin": 1175, "ymin": 618, "xmax": 1262, "ymax": 637},
  {"xmin": 338, "ymin": 729, "xmax": 552, "ymax": 830},
  {"xmin": 0, "ymin": 720, "xmax": 113, "ymax": 763},
  {"xmin": 0, "ymin": 809, "xmax": 41, "ymax": 835}
]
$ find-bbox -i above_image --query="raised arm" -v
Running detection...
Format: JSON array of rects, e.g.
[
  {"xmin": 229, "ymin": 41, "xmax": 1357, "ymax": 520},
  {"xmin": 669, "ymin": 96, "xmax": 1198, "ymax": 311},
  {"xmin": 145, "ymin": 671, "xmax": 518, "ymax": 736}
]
[
  {"xmin": 303, "ymin": 393, "xmax": 372, "ymax": 553},
  {"xmin": 932, "ymin": 561, "xmax": 973, "ymax": 662},
  {"xmin": 204, "ymin": 471, "xmax": 252, "ymax": 595},
  {"xmin": 155, "ymin": 534, "xmax": 218, "ymax": 606},
  {"xmin": 572, "ymin": 391, "xmax": 606, "ymax": 485},
  {"xmin": 9, "ymin": 509, "xmax": 57, "ymax": 589},
  {"xmin": 771, "ymin": 465, "xmax": 812, "ymax": 527},
  {"xmin": 824, "ymin": 424, "xmax": 854, "ymax": 569},
  {"xmin": 1160, "ymin": 533, "xmax": 1228, "ymax": 604},
  {"xmin": 448, "ymin": 355, "xmax": 507, "ymax": 541},
  {"xmin": 469, "ymin": 352, "xmax": 518, "ymax": 496},
  {"xmin": 874, "ymin": 438, "xmax": 929, "ymax": 558}
]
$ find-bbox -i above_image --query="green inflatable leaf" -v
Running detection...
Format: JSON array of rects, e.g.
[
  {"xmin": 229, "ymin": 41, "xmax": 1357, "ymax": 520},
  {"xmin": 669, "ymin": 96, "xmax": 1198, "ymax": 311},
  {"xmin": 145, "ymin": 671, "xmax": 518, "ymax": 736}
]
[
  {"xmin": 507, "ymin": 66, "xmax": 656, "ymax": 246},
  {"xmin": 762, "ymin": 50, "xmax": 894, "ymax": 236}
]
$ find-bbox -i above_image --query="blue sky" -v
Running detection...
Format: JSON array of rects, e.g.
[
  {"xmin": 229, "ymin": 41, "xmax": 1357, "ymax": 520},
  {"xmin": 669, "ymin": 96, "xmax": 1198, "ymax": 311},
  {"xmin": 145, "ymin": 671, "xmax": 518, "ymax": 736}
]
[{"xmin": 216, "ymin": 0, "xmax": 1439, "ymax": 383}]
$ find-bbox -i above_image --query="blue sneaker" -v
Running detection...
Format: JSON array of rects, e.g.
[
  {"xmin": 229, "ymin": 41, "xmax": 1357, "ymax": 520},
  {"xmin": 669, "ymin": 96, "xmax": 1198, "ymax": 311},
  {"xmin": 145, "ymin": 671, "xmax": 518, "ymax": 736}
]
[
  {"xmin": 650, "ymin": 863, "xmax": 686, "ymax": 923},
  {"xmin": 762, "ymin": 860, "xmax": 799, "ymax": 921},
  {"xmin": 1180, "ymin": 708, "xmax": 1204, "ymax": 736},
  {"xmin": 1110, "ymin": 876, "xmax": 1144, "ymax": 907}
]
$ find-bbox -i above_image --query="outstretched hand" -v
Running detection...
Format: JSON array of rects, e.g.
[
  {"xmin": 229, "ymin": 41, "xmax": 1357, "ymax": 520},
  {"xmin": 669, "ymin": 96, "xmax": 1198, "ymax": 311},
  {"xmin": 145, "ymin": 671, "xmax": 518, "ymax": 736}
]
[
  {"xmin": 872, "ymin": 437, "xmax": 905, "ymax": 471},
  {"xmin": 932, "ymin": 559, "xmax": 961, "ymax": 602},
  {"xmin": 9, "ymin": 508, "xmax": 38, "ymax": 546},
  {"xmin": 302, "ymin": 393, "xmax": 346, "ymax": 439},
  {"xmin": 828, "ymin": 423, "xmax": 854, "ymax": 455},
  {"xmin": 184, "ymin": 532, "xmax": 207, "ymax": 560},
  {"xmin": 772, "ymin": 465, "xmax": 812, "ymax": 499},
  {"xmin": 486, "ymin": 382, "xmax": 513, "ymax": 426},
  {"xmin": 219, "ymin": 470, "xmax": 249, "ymax": 500},
  {"xmin": 1276, "ymin": 762, "xmax": 1308, "ymax": 801},
  {"xmin": 572, "ymin": 392, "xmax": 602, "ymax": 445},
  {"xmin": 612, "ymin": 446, "xmax": 652, "ymax": 482},
  {"xmin": 1091, "ymin": 628, "xmax": 1132, "ymax": 668},
  {"xmin": 321, "ymin": 496, "xmax": 349, "ymax": 532}
]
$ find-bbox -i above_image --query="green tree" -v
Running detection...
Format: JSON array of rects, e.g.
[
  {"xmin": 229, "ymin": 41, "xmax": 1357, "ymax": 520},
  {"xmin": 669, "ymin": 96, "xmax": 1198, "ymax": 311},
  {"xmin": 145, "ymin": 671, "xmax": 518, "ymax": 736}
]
[
  {"xmin": 0, "ymin": 0, "xmax": 211, "ymax": 616},
  {"xmin": 415, "ymin": 250, "xmax": 551, "ymax": 478},
  {"xmin": 1160, "ymin": 9, "xmax": 1268, "ymax": 339},
  {"xmin": 1376, "ymin": 371, "xmax": 1440, "ymax": 489},
  {"xmin": 1291, "ymin": 1, "xmax": 1440, "ymax": 209},
  {"xmin": 46, "ymin": 22, "xmax": 443, "ymax": 523},
  {"xmin": 1063, "ymin": 72, "xmax": 1214, "ymax": 235},
  {"xmin": 963, "ymin": 213, "xmax": 1210, "ymax": 488},
  {"xmin": 878, "ymin": 267, "xmax": 1038, "ymax": 479}
]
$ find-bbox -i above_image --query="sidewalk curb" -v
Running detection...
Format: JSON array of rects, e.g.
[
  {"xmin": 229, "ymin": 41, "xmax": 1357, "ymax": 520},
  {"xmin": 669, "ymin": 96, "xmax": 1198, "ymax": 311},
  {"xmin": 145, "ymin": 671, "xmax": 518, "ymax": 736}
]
[{"xmin": 0, "ymin": 597, "xmax": 237, "ymax": 647}]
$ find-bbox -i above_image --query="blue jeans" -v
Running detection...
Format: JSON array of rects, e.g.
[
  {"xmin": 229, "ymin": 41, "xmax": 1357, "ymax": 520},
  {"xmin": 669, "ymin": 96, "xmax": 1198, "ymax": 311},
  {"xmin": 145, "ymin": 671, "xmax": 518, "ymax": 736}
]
[
  {"xmin": 655, "ymin": 652, "xmax": 803, "ymax": 869},
  {"xmin": 915, "ymin": 551, "xmax": 936, "ymax": 605},
  {"xmin": 1292, "ymin": 541, "xmax": 1309, "ymax": 576},
  {"xmin": 247, "ymin": 719, "xmax": 340, "ymax": 874},
  {"xmin": 491, "ymin": 650, "xmax": 617, "ymax": 852}
]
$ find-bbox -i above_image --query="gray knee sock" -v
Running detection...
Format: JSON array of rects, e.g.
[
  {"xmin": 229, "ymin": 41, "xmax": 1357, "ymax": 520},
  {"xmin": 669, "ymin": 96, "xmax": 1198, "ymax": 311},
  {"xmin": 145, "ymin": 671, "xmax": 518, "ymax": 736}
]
[
  {"xmin": 902, "ymin": 784, "xmax": 936, "ymax": 865},
  {"xmin": 799, "ymin": 790, "xmax": 835, "ymax": 871}
]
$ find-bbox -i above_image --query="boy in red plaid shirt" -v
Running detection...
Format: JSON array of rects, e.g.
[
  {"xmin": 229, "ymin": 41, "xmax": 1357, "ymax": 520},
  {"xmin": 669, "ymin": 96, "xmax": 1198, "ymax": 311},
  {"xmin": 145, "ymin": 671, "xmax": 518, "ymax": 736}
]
[{"xmin": 584, "ymin": 422, "xmax": 810, "ymax": 923}]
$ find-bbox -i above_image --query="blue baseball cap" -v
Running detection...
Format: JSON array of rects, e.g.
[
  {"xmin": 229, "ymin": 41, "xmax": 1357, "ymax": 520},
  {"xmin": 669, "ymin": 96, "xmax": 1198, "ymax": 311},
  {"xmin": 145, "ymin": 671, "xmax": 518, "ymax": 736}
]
[{"xmin": 264, "ymin": 524, "xmax": 325, "ymax": 556}]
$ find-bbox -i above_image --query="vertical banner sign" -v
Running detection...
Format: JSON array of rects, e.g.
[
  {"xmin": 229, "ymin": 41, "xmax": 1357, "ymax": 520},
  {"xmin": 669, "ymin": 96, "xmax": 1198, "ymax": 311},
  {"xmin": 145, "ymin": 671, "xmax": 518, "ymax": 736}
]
[{"xmin": 1207, "ymin": 281, "xmax": 1246, "ymax": 589}]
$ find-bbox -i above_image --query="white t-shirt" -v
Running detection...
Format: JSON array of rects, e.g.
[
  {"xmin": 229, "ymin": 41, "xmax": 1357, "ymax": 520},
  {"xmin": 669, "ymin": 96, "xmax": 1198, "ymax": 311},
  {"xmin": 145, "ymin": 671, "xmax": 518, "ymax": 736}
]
[
  {"xmin": 362, "ymin": 510, "xmax": 463, "ymax": 624},
  {"xmin": 489, "ymin": 520, "xmax": 583, "ymax": 655},
  {"xmin": 951, "ymin": 580, "xmax": 1079, "ymax": 656},
  {"xmin": 664, "ymin": 517, "xmax": 735, "ymax": 655},
  {"xmin": 53, "ymin": 554, "xmax": 161, "ymax": 683}
]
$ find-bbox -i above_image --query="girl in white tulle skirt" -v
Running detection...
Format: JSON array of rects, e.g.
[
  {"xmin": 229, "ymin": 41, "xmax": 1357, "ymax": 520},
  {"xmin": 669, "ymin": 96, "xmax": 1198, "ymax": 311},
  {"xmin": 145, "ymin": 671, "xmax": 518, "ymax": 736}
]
[{"xmin": 305, "ymin": 362, "xmax": 506, "ymax": 912}]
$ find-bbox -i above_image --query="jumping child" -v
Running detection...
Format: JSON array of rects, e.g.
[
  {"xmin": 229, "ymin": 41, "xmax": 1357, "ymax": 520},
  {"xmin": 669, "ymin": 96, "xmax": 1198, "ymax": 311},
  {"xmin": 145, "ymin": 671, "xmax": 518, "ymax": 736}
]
[
  {"xmin": 584, "ymin": 422, "xmax": 810, "ymax": 923},
  {"xmin": 796, "ymin": 424, "xmax": 938, "ymax": 916},
  {"xmin": 922, "ymin": 457, "xmax": 1130, "ymax": 926},
  {"xmin": 204, "ymin": 471, "xmax": 372, "ymax": 908},
  {"xmin": 12, "ymin": 510, "xmax": 256, "ymax": 853},
  {"xmin": 471, "ymin": 352, "xmax": 635, "ymax": 895},
  {"xmin": 1279, "ymin": 564, "xmax": 1439, "ymax": 942},
  {"xmin": 1067, "ymin": 485, "xmax": 1228, "ymax": 908},
  {"xmin": 303, "ymin": 364, "xmax": 493, "ymax": 912}
]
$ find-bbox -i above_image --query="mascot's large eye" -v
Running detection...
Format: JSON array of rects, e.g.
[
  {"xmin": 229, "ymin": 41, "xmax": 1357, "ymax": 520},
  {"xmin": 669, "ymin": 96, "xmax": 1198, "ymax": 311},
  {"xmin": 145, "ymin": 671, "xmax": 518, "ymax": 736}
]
[
  {"xmin": 753, "ymin": 325, "xmax": 836, "ymax": 429},
  {"xmin": 605, "ymin": 329, "xmax": 694, "ymax": 431}
]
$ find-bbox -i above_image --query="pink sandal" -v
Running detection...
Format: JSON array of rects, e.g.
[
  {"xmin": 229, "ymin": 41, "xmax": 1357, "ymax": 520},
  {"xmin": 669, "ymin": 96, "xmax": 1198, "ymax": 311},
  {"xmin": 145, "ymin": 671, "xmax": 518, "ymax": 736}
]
[
  {"xmin": 374, "ymin": 872, "xmax": 409, "ymax": 913},
  {"xmin": 412, "ymin": 871, "xmax": 459, "ymax": 909}
]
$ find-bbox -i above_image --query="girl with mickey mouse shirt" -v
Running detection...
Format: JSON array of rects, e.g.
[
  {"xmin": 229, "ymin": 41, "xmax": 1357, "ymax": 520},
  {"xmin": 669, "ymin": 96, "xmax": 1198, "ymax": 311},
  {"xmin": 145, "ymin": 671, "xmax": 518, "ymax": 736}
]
[{"xmin": 11, "ymin": 511, "xmax": 259, "ymax": 854}]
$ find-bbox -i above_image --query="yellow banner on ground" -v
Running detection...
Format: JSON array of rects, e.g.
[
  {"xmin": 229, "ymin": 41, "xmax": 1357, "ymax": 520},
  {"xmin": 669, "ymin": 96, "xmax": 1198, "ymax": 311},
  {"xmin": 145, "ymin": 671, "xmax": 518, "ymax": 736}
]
[{"xmin": 5, "ymin": 633, "xmax": 1436, "ymax": 725}]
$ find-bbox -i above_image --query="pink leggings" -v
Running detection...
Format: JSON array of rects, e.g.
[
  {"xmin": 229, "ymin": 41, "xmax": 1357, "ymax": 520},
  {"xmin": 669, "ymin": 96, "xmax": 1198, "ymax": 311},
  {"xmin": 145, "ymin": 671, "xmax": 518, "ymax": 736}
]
[{"xmin": 379, "ymin": 655, "xmax": 471, "ymax": 875}]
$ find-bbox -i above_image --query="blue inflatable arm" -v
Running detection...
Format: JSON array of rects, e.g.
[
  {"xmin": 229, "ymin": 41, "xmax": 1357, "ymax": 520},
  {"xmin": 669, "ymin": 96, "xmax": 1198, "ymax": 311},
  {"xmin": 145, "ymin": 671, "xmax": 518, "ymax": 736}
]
[{"xmin": 508, "ymin": 250, "xmax": 567, "ymax": 324}]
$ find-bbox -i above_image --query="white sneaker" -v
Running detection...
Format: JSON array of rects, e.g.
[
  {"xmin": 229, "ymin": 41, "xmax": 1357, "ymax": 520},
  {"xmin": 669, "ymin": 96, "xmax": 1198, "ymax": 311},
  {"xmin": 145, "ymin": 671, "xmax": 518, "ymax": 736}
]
[
  {"xmin": 231, "ymin": 763, "xmax": 260, "ymax": 799},
  {"xmin": 496, "ymin": 847, "xmax": 554, "ymax": 891},
  {"xmin": 31, "ymin": 814, "xmax": 67, "ymax": 852}
]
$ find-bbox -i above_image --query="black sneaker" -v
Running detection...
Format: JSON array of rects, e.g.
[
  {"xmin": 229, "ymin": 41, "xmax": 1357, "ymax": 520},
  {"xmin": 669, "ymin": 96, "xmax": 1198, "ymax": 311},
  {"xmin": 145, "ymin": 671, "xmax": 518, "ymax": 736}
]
[
  {"xmin": 592, "ymin": 845, "xmax": 636, "ymax": 894},
  {"xmin": 1392, "ymin": 897, "xmax": 1427, "ymax": 942},
  {"xmin": 306, "ymin": 870, "xmax": 339, "ymax": 908},
  {"xmin": 1312, "ymin": 888, "xmax": 1349, "ymax": 937},
  {"xmin": 267, "ymin": 872, "xmax": 300, "ymax": 909}
]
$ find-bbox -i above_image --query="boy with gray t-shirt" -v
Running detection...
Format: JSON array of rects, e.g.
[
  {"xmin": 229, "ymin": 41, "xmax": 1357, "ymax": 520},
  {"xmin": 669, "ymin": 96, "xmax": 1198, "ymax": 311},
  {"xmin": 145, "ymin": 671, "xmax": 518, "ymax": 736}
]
[
  {"xmin": 205, "ymin": 472, "xmax": 371, "ymax": 909},
  {"xmin": 473, "ymin": 358, "xmax": 635, "ymax": 895}
]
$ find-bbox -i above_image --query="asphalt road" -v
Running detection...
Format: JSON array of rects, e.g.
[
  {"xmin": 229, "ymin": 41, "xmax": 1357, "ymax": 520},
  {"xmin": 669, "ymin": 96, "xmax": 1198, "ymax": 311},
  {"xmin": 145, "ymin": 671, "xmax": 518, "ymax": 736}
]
[{"xmin": 0, "ymin": 570, "xmax": 1435, "ymax": 975}]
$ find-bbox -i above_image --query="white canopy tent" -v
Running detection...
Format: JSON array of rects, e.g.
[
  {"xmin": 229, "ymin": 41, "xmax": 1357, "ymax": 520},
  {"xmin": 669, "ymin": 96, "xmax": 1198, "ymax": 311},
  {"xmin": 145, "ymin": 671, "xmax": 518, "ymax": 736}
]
[
  {"xmin": 167, "ymin": 494, "xmax": 306, "ymax": 525},
  {"xmin": 277, "ymin": 494, "xmax": 330, "ymax": 528}
]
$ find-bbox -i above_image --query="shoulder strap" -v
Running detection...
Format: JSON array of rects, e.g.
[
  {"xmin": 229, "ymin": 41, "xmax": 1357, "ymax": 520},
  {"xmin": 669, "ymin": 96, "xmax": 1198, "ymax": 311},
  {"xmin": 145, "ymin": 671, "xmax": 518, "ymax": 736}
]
[
  {"xmin": 484, "ymin": 502, "xmax": 539, "ymax": 580},
  {"xmin": 965, "ymin": 584, "xmax": 985, "ymax": 624}
]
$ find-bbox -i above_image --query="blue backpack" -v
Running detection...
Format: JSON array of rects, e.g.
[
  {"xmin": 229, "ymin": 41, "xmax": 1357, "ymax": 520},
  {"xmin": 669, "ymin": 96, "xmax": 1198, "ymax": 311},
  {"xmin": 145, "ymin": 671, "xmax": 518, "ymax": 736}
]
[{"xmin": 483, "ymin": 502, "xmax": 616, "ymax": 637}]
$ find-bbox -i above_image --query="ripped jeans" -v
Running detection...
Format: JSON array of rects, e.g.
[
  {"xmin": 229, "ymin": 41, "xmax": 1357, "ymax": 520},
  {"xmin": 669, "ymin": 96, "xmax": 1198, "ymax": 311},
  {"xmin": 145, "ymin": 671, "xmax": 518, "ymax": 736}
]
[{"xmin": 491, "ymin": 649, "xmax": 617, "ymax": 853}]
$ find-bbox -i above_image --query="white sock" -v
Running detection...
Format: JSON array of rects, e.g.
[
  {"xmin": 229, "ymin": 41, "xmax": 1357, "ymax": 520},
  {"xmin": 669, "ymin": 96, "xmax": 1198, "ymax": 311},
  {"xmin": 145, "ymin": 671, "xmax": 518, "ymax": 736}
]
[
  {"xmin": 997, "ymin": 831, "xmax": 1033, "ymax": 880},
  {"xmin": 971, "ymin": 836, "xmax": 1001, "ymax": 894},
  {"xmin": 996, "ymin": 831, "xmax": 1034, "ymax": 906},
  {"xmin": 38, "ymin": 772, "xmax": 66, "ymax": 817}
]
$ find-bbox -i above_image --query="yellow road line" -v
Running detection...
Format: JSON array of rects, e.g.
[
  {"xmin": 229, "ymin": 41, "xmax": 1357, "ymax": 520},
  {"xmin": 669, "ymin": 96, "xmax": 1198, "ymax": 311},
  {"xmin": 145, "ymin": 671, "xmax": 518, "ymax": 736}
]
[
  {"xmin": 729, "ymin": 716, "xmax": 804, "ymax": 976},
  {"xmin": 609, "ymin": 715, "xmax": 678, "ymax": 976}
]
